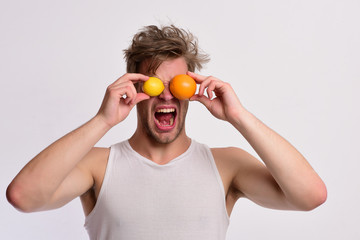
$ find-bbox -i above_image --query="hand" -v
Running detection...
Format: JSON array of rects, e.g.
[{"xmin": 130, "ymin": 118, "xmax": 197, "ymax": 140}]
[
  {"xmin": 96, "ymin": 73, "xmax": 150, "ymax": 127},
  {"xmin": 188, "ymin": 71, "xmax": 243, "ymax": 123}
]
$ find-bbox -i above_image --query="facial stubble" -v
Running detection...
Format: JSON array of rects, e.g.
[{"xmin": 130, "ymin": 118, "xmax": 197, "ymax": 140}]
[{"xmin": 136, "ymin": 100, "xmax": 188, "ymax": 144}]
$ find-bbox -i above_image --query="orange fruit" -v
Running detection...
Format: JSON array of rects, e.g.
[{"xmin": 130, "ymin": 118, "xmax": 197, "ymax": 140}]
[{"xmin": 170, "ymin": 74, "xmax": 196, "ymax": 100}]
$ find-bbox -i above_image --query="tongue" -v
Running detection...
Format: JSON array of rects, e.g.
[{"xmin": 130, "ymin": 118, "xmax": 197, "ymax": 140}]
[{"xmin": 155, "ymin": 113, "xmax": 173, "ymax": 125}]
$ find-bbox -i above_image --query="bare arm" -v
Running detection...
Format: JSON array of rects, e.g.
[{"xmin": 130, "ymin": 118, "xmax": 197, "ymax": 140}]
[
  {"xmin": 7, "ymin": 73, "xmax": 149, "ymax": 212},
  {"xmin": 6, "ymin": 117, "xmax": 109, "ymax": 212},
  {"xmin": 229, "ymin": 108, "xmax": 326, "ymax": 210},
  {"xmin": 189, "ymin": 71, "xmax": 327, "ymax": 211}
]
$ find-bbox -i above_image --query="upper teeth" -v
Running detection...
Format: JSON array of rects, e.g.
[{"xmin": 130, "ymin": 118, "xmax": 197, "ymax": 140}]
[{"xmin": 156, "ymin": 108, "xmax": 175, "ymax": 113}]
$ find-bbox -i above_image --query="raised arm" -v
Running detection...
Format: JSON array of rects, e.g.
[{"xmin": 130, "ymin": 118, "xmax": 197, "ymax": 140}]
[
  {"xmin": 6, "ymin": 73, "xmax": 149, "ymax": 213},
  {"xmin": 189, "ymin": 71, "xmax": 327, "ymax": 211}
]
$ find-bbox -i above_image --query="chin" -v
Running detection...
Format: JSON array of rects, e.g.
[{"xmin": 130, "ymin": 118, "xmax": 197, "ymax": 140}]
[
  {"xmin": 150, "ymin": 132, "xmax": 179, "ymax": 144},
  {"xmin": 146, "ymin": 124, "xmax": 183, "ymax": 145}
]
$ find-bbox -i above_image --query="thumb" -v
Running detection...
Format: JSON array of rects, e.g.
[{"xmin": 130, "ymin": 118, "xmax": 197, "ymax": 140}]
[
  {"xmin": 190, "ymin": 94, "xmax": 212, "ymax": 109},
  {"xmin": 132, "ymin": 93, "xmax": 150, "ymax": 105}
]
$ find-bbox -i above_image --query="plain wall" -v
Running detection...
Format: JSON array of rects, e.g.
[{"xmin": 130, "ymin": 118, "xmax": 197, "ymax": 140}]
[{"xmin": 1, "ymin": 0, "xmax": 359, "ymax": 239}]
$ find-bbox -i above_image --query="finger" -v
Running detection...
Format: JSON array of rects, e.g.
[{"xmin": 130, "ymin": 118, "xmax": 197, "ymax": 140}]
[
  {"xmin": 108, "ymin": 81, "xmax": 137, "ymax": 105},
  {"xmin": 187, "ymin": 71, "xmax": 208, "ymax": 83},
  {"xmin": 197, "ymin": 77, "xmax": 212, "ymax": 97},
  {"xmin": 190, "ymin": 94, "xmax": 212, "ymax": 109},
  {"xmin": 132, "ymin": 93, "xmax": 150, "ymax": 105},
  {"xmin": 124, "ymin": 83, "xmax": 138, "ymax": 105},
  {"xmin": 110, "ymin": 73, "xmax": 149, "ymax": 87},
  {"xmin": 206, "ymin": 80, "xmax": 221, "ymax": 99},
  {"xmin": 207, "ymin": 87, "xmax": 213, "ymax": 100}
]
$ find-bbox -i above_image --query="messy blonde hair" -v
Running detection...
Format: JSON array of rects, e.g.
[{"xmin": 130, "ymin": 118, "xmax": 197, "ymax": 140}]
[{"xmin": 124, "ymin": 25, "xmax": 209, "ymax": 75}]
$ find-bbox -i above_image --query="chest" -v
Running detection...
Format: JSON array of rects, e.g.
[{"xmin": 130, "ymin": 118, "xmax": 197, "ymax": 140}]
[
  {"xmin": 108, "ymin": 162, "xmax": 223, "ymax": 223},
  {"xmin": 84, "ymin": 143, "xmax": 230, "ymax": 239}
]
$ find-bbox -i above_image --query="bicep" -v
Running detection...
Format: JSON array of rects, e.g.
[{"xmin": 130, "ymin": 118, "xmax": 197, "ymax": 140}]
[
  {"xmin": 42, "ymin": 147, "xmax": 107, "ymax": 211},
  {"xmin": 43, "ymin": 165, "xmax": 94, "ymax": 210},
  {"xmin": 230, "ymin": 149, "xmax": 294, "ymax": 210}
]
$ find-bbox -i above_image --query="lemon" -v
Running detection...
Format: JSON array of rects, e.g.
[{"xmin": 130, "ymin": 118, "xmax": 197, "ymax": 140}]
[{"xmin": 142, "ymin": 77, "xmax": 165, "ymax": 96}]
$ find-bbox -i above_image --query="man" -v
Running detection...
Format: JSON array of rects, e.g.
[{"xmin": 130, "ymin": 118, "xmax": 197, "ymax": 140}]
[{"xmin": 7, "ymin": 25, "xmax": 327, "ymax": 239}]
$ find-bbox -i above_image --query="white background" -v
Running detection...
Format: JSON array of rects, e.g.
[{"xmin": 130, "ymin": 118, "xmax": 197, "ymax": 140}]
[{"xmin": 1, "ymin": 0, "xmax": 359, "ymax": 239}]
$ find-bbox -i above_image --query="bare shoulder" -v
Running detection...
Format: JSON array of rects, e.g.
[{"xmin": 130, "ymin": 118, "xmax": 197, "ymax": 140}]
[
  {"xmin": 211, "ymin": 146, "xmax": 287, "ymax": 210},
  {"xmin": 78, "ymin": 147, "xmax": 110, "ymax": 171},
  {"xmin": 210, "ymin": 147, "xmax": 265, "ymax": 194},
  {"xmin": 78, "ymin": 147, "xmax": 110, "ymax": 216},
  {"xmin": 211, "ymin": 146, "xmax": 257, "ymax": 175},
  {"xmin": 211, "ymin": 146, "xmax": 251, "ymax": 163},
  {"xmin": 78, "ymin": 147, "xmax": 110, "ymax": 192},
  {"xmin": 210, "ymin": 147, "xmax": 262, "ymax": 215},
  {"xmin": 210, "ymin": 147, "xmax": 252, "ymax": 190}
]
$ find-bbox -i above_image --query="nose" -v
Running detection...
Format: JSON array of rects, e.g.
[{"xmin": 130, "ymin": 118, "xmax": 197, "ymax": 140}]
[{"xmin": 159, "ymin": 84, "xmax": 174, "ymax": 100}]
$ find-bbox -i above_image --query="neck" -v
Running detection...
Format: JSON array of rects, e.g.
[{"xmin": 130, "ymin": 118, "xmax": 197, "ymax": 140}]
[{"xmin": 128, "ymin": 128, "xmax": 191, "ymax": 165}]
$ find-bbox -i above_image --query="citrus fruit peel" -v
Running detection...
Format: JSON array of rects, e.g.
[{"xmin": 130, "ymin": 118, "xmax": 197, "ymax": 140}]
[
  {"xmin": 142, "ymin": 77, "xmax": 165, "ymax": 96},
  {"xmin": 170, "ymin": 74, "xmax": 197, "ymax": 100}
]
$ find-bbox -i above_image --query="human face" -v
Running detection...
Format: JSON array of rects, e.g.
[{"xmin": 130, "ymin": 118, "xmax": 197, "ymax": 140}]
[{"xmin": 136, "ymin": 57, "xmax": 189, "ymax": 144}]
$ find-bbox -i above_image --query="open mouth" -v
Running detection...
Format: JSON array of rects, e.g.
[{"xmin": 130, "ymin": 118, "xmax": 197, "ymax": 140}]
[{"xmin": 154, "ymin": 107, "xmax": 177, "ymax": 130}]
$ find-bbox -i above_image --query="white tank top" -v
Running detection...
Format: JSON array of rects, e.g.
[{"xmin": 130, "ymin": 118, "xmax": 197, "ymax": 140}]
[{"xmin": 84, "ymin": 139, "xmax": 229, "ymax": 240}]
